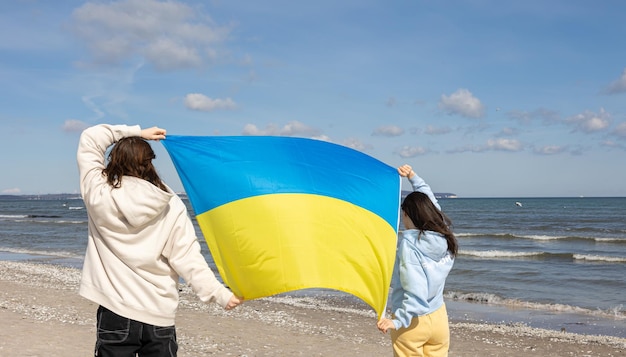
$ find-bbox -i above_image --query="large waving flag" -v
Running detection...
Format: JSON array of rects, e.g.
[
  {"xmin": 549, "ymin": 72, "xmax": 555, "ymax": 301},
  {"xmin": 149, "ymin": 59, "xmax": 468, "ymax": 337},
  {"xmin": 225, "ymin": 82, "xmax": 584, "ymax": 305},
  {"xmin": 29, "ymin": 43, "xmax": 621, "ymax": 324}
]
[{"xmin": 162, "ymin": 136, "xmax": 400, "ymax": 318}]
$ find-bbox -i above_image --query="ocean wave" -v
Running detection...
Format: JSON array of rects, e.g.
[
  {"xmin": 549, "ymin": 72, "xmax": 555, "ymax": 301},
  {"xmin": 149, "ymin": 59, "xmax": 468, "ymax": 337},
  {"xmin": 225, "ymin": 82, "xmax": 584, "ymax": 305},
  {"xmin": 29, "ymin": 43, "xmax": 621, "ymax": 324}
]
[
  {"xmin": 0, "ymin": 214, "xmax": 66, "ymax": 218},
  {"xmin": 0, "ymin": 214, "xmax": 29, "ymax": 219},
  {"xmin": 456, "ymin": 232, "xmax": 625, "ymax": 243},
  {"xmin": 445, "ymin": 291, "xmax": 626, "ymax": 320},
  {"xmin": 0, "ymin": 247, "xmax": 83, "ymax": 260},
  {"xmin": 460, "ymin": 250, "xmax": 548, "ymax": 258},
  {"xmin": 460, "ymin": 250, "xmax": 626, "ymax": 264},
  {"xmin": 263, "ymin": 295, "xmax": 377, "ymax": 318},
  {"xmin": 0, "ymin": 216, "xmax": 86, "ymax": 224},
  {"xmin": 573, "ymin": 254, "xmax": 626, "ymax": 263},
  {"xmin": 456, "ymin": 232, "xmax": 567, "ymax": 240},
  {"xmin": 594, "ymin": 237, "xmax": 626, "ymax": 243}
]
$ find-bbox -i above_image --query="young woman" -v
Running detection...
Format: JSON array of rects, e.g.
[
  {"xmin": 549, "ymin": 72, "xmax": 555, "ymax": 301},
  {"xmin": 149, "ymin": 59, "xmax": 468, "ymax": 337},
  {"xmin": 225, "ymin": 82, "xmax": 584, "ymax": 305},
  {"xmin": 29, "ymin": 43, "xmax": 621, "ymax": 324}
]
[
  {"xmin": 77, "ymin": 124, "xmax": 242, "ymax": 357},
  {"xmin": 377, "ymin": 164, "xmax": 458, "ymax": 357}
]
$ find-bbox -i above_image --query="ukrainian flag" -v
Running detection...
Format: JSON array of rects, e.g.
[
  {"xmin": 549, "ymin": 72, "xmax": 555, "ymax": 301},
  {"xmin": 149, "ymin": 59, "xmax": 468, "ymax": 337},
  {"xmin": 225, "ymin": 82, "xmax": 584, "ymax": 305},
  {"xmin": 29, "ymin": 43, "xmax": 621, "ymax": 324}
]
[{"xmin": 162, "ymin": 136, "xmax": 400, "ymax": 318}]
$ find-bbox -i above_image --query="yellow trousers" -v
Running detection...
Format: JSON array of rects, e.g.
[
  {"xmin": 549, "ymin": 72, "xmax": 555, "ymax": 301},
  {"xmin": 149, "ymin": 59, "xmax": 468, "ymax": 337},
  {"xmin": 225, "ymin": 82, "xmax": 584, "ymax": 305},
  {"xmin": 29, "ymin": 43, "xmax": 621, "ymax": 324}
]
[{"xmin": 390, "ymin": 304, "xmax": 449, "ymax": 357}]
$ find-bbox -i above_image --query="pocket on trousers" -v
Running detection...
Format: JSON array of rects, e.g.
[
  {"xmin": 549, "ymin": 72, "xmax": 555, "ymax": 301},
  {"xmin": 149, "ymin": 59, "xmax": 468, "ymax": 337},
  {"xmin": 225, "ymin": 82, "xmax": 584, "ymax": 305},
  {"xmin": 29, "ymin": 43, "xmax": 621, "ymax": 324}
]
[
  {"xmin": 97, "ymin": 307, "xmax": 131, "ymax": 343},
  {"xmin": 153, "ymin": 325, "xmax": 176, "ymax": 339}
]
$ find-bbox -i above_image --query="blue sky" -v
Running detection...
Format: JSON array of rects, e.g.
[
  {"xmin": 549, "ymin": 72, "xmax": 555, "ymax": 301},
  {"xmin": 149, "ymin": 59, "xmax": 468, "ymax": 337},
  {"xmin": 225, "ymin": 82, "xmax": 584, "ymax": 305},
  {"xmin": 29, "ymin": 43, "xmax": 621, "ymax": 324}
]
[{"xmin": 1, "ymin": 0, "xmax": 625, "ymax": 197}]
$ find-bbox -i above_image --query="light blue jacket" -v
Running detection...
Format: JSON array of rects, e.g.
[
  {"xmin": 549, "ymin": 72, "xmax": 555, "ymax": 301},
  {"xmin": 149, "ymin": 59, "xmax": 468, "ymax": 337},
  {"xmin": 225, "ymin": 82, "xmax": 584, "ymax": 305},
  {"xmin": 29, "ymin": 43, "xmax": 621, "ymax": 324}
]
[{"xmin": 389, "ymin": 174, "xmax": 455, "ymax": 329}]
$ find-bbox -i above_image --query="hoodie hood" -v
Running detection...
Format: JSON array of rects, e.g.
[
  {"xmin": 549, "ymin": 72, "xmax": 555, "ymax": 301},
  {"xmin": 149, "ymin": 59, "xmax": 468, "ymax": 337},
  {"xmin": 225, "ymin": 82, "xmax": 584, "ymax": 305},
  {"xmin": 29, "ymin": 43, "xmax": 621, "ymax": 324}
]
[
  {"xmin": 401, "ymin": 229, "xmax": 449, "ymax": 261},
  {"xmin": 108, "ymin": 176, "xmax": 174, "ymax": 228}
]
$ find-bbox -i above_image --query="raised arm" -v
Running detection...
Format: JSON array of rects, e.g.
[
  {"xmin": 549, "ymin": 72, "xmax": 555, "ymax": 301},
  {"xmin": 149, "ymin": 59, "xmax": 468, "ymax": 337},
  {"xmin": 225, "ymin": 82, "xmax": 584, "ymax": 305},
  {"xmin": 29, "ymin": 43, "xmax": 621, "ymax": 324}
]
[
  {"xmin": 77, "ymin": 124, "xmax": 166, "ymax": 198},
  {"xmin": 398, "ymin": 164, "xmax": 440, "ymax": 211}
]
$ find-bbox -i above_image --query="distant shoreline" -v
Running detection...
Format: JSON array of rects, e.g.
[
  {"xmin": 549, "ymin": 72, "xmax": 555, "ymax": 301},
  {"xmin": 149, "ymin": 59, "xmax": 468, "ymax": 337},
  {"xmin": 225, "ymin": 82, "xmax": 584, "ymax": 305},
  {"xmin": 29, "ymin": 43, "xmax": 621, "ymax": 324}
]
[
  {"xmin": 4, "ymin": 193, "xmax": 626, "ymax": 200},
  {"xmin": 0, "ymin": 192, "xmax": 457, "ymax": 200}
]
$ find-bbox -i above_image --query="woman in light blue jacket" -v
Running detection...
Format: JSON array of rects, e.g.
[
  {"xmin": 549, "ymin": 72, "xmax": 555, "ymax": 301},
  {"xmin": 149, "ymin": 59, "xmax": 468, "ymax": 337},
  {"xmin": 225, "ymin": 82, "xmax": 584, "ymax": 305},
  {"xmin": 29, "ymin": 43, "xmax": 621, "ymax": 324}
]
[{"xmin": 377, "ymin": 164, "xmax": 458, "ymax": 357}]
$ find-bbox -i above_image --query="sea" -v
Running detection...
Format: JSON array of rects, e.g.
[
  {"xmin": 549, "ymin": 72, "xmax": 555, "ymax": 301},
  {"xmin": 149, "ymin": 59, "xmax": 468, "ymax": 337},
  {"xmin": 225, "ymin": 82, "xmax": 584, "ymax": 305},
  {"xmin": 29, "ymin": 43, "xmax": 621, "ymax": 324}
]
[{"xmin": 0, "ymin": 196, "xmax": 624, "ymax": 338}]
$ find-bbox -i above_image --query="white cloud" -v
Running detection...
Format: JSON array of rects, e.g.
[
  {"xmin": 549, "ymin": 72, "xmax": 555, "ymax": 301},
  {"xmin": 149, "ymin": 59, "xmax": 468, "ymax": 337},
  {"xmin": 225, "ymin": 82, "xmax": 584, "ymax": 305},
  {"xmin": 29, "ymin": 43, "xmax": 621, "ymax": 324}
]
[
  {"xmin": 449, "ymin": 138, "xmax": 523, "ymax": 153},
  {"xmin": 601, "ymin": 140, "xmax": 625, "ymax": 150},
  {"xmin": 424, "ymin": 125, "xmax": 452, "ymax": 135},
  {"xmin": 184, "ymin": 93, "xmax": 236, "ymax": 111},
  {"xmin": 565, "ymin": 108, "xmax": 611, "ymax": 133},
  {"xmin": 70, "ymin": 0, "xmax": 232, "ymax": 70},
  {"xmin": 498, "ymin": 127, "xmax": 520, "ymax": 136},
  {"xmin": 2, "ymin": 188, "xmax": 21, "ymax": 194},
  {"xmin": 605, "ymin": 68, "xmax": 626, "ymax": 94},
  {"xmin": 533, "ymin": 145, "xmax": 566, "ymax": 155},
  {"xmin": 242, "ymin": 121, "xmax": 320, "ymax": 137},
  {"xmin": 439, "ymin": 88, "xmax": 485, "ymax": 119},
  {"xmin": 311, "ymin": 134, "xmax": 332, "ymax": 142},
  {"xmin": 395, "ymin": 145, "xmax": 429, "ymax": 158},
  {"xmin": 372, "ymin": 125, "xmax": 404, "ymax": 137},
  {"xmin": 241, "ymin": 124, "xmax": 263, "ymax": 135},
  {"xmin": 508, "ymin": 108, "xmax": 560, "ymax": 125},
  {"xmin": 446, "ymin": 145, "xmax": 484, "ymax": 153},
  {"xmin": 486, "ymin": 138, "xmax": 523, "ymax": 151},
  {"xmin": 144, "ymin": 38, "xmax": 202, "ymax": 69},
  {"xmin": 342, "ymin": 138, "xmax": 373, "ymax": 151},
  {"xmin": 62, "ymin": 120, "xmax": 89, "ymax": 132},
  {"xmin": 611, "ymin": 121, "xmax": 626, "ymax": 138}
]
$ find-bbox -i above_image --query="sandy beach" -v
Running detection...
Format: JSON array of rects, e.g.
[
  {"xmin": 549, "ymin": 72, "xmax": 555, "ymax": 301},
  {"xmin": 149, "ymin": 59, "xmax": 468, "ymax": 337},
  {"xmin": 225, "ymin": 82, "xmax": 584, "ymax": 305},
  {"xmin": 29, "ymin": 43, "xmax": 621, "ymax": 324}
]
[{"xmin": 0, "ymin": 260, "xmax": 624, "ymax": 357}]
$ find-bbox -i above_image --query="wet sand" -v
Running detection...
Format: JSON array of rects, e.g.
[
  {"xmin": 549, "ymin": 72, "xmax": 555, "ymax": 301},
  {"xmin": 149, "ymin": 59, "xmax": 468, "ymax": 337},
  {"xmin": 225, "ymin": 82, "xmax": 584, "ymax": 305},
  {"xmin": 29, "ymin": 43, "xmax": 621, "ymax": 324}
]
[{"xmin": 0, "ymin": 260, "xmax": 624, "ymax": 356}]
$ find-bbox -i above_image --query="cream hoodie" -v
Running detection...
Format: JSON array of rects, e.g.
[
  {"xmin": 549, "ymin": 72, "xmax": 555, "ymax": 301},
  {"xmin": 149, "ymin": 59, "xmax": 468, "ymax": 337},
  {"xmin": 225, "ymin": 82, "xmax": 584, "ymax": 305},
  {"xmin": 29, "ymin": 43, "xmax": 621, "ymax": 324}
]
[{"xmin": 77, "ymin": 124, "xmax": 233, "ymax": 327}]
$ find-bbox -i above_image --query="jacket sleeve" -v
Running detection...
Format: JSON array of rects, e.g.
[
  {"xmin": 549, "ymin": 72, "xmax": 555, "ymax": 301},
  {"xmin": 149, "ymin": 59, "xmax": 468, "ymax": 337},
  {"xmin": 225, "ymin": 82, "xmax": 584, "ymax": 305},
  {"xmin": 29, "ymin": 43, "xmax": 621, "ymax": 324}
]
[
  {"xmin": 77, "ymin": 124, "xmax": 141, "ymax": 198},
  {"xmin": 408, "ymin": 173, "xmax": 441, "ymax": 211},
  {"xmin": 163, "ymin": 202, "xmax": 234, "ymax": 308}
]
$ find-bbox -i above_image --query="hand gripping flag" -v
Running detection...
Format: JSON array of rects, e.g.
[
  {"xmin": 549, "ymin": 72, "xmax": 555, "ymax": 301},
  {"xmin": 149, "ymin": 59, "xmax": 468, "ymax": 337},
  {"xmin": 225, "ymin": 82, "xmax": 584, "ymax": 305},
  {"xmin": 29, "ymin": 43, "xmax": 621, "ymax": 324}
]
[{"xmin": 162, "ymin": 136, "xmax": 401, "ymax": 318}]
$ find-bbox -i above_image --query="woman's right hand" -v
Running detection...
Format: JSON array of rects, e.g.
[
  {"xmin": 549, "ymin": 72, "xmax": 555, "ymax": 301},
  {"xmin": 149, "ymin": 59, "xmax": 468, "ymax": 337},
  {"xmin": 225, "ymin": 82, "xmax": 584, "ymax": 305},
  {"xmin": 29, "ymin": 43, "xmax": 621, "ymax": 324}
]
[{"xmin": 141, "ymin": 126, "xmax": 167, "ymax": 141}]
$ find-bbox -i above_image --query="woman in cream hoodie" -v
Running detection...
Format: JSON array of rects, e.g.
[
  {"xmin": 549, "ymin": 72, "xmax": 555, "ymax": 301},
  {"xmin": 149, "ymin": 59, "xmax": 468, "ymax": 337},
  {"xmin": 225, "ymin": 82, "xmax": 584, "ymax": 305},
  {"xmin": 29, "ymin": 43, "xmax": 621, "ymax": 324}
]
[{"xmin": 77, "ymin": 124, "xmax": 242, "ymax": 357}]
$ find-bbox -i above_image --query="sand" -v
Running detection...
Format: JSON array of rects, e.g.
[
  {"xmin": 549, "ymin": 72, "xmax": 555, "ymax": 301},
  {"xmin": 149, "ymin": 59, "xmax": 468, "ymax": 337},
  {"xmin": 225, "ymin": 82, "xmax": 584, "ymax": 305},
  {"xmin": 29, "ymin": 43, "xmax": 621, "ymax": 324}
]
[{"xmin": 0, "ymin": 260, "xmax": 624, "ymax": 357}]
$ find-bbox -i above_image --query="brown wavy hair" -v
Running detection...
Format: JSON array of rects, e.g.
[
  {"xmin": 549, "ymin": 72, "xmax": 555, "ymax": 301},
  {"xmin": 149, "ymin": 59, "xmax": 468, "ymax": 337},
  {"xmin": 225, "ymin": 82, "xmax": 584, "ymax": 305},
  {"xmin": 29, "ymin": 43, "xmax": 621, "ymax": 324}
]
[
  {"xmin": 401, "ymin": 191, "xmax": 458, "ymax": 256},
  {"xmin": 103, "ymin": 136, "xmax": 167, "ymax": 191}
]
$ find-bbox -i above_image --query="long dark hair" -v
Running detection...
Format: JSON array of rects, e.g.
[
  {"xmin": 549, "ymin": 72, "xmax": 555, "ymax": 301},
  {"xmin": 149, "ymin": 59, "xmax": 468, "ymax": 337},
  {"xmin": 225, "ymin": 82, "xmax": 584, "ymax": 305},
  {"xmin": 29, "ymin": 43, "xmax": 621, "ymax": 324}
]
[
  {"xmin": 401, "ymin": 191, "xmax": 458, "ymax": 256},
  {"xmin": 103, "ymin": 137, "xmax": 167, "ymax": 191}
]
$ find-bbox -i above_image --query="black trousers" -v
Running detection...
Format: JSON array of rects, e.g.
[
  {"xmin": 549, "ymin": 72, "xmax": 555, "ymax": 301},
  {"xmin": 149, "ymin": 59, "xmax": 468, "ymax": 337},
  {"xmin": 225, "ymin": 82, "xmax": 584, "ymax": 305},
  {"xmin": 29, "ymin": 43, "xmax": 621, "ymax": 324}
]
[{"xmin": 95, "ymin": 306, "xmax": 178, "ymax": 357}]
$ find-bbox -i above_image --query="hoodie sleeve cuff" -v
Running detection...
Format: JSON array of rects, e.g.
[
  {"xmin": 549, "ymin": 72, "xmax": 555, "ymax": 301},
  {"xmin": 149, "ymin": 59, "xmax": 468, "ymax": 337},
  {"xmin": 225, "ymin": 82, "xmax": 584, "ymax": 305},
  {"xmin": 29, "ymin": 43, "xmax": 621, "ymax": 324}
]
[
  {"xmin": 393, "ymin": 319, "xmax": 403, "ymax": 330},
  {"xmin": 216, "ymin": 289, "xmax": 234, "ymax": 308}
]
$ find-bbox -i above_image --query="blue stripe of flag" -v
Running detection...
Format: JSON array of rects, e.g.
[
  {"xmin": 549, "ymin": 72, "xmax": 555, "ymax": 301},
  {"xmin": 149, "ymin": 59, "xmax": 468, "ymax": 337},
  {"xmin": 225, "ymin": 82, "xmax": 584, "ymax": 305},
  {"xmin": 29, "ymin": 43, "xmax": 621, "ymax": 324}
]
[{"xmin": 162, "ymin": 135, "xmax": 400, "ymax": 229}]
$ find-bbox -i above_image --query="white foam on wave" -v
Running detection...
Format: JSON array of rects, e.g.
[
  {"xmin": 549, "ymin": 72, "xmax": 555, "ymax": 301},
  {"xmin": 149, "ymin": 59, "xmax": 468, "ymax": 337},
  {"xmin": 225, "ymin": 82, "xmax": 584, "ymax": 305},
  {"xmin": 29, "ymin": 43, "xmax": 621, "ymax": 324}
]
[
  {"xmin": 0, "ymin": 216, "xmax": 85, "ymax": 224},
  {"xmin": 455, "ymin": 232, "xmax": 625, "ymax": 243},
  {"xmin": 0, "ymin": 247, "xmax": 83, "ymax": 260},
  {"xmin": 0, "ymin": 214, "xmax": 28, "ymax": 219},
  {"xmin": 522, "ymin": 235, "xmax": 626, "ymax": 243},
  {"xmin": 263, "ymin": 295, "xmax": 377, "ymax": 318},
  {"xmin": 54, "ymin": 220, "xmax": 86, "ymax": 224},
  {"xmin": 594, "ymin": 237, "xmax": 626, "ymax": 243},
  {"xmin": 455, "ymin": 232, "xmax": 481, "ymax": 237},
  {"xmin": 456, "ymin": 232, "xmax": 568, "ymax": 240},
  {"xmin": 460, "ymin": 249, "xmax": 544, "ymax": 258},
  {"xmin": 573, "ymin": 254, "xmax": 626, "ymax": 263},
  {"xmin": 519, "ymin": 234, "xmax": 567, "ymax": 240},
  {"xmin": 445, "ymin": 291, "xmax": 626, "ymax": 320}
]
